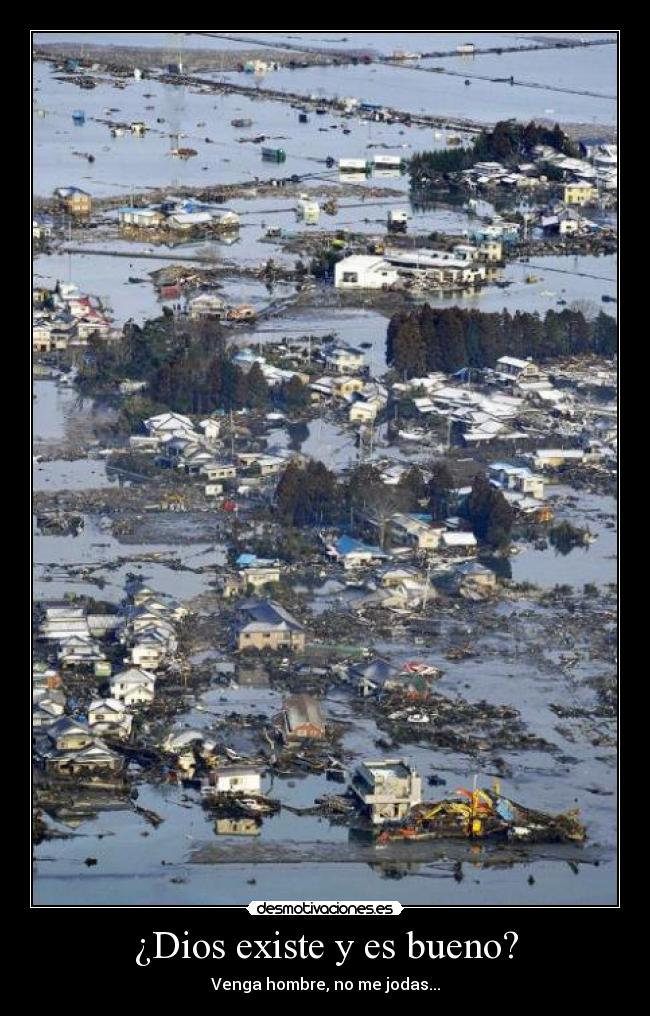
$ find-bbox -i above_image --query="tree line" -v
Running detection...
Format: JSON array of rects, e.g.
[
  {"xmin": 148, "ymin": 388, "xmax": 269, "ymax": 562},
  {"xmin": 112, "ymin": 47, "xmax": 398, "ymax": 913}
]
[
  {"xmin": 275, "ymin": 460, "xmax": 513, "ymax": 548},
  {"xmin": 78, "ymin": 316, "xmax": 311, "ymax": 416},
  {"xmin": 386, "ymin": 305, "xmax": 617, "ymax": 377}
]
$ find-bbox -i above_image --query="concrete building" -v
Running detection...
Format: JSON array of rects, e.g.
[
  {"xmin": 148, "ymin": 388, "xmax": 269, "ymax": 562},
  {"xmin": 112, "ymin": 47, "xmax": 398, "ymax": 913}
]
[{"xmin": 350, "ymin": 759, "xmax": 422, "ymax": 824}]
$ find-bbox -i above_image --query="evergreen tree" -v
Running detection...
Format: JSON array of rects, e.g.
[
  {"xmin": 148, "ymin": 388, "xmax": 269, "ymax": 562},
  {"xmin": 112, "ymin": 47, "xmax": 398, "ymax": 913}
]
[
  {"xmin": 246, "ymin": 362, "xmax": 269, "ymax": 409},
  {"xmin": 466, "ymin": 473, "xmax": 514, "ymax": 548},
  {"xmin": 438, "ymin": 309, "xmax": 467, "ymax": 373},
  {"xmin": 593, "ymin": 311, "xmax": 617, "ymax": 357},
  {"xmin": 397, "ymin": 466, "xmax": 427, "ymax": 509},
  {"xmin": 427, "ymin": 462, "xmax": 455, "ymax": 521},
  {"xmin": 281, "ymin": 375, "xmax": 310, "ymax": 410}
]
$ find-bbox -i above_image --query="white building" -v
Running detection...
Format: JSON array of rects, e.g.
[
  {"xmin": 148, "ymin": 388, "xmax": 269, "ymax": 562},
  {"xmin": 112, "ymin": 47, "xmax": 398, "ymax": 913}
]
[
  {"xmin": 209, "ymin": 767, "xmax": 262, "ymax": 794},
  {"xmin": 118, "ymin": 207, "xmax": 163, "ymax": 228},
  {"xmin": 325, "ymin": 345, "xmax": 366, "ymax": 373},
  {"xmin": 109, "ymin": 668, "xmax": 156, "ymax": 705},
  {"xmin": 350, "ymin": 759, "xmax": 422, "ymax": 825},
  {"xmin": 334, "ymin": 255, "xmax": 398, "ymax": 290},
  {"xmin": 495, "ymin": 356, "xmax": 539, "ymax": 381},
  {"xmin": 188, "ymin": 293, "xmax": 227, "ymax": 320},
  {"xmin": 338, "ymin": 158, "xmax": 368, "ymax": 172},
  {"xmin": 296, "ymin": 198, "xmax": 320, "ymax": 224},
  {"xmin": 168, "ymin": 211, "xmax": 213, "ymax": 230}
]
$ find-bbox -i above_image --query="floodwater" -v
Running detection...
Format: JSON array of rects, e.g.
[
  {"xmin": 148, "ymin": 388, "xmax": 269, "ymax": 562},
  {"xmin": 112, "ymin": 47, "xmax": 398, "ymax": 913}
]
[
  {"xmin": 33, "ymin": 382, "xmax": 225, "ymax": 604},
  {"xmin": 512, "ymin": 490, "xmax": 617, "ymax": 588},
  {"xmin": 34, "ymin": 627, "xmax": 616, "ymax": 903},
  {"xmin": 33, "ymin": 62, "xmax": 436, "ymax": 197},
  {"xmin": 34, "ymin": 31, "xmax": 617, "ymax": 196},
  {"xmin": 216, "ymin": 61, "xmax": 616, "ymax": 127},
  {"xmin": 34, "ymin": 379, "xmax": 79, "ymax": 440},
  {"xmin": 33, "ymin": 33, "xmax": 617, "ymax": 906},
  {"xmin": 427, "ymin": 253, "xmax": 618, "ymax": 319}
]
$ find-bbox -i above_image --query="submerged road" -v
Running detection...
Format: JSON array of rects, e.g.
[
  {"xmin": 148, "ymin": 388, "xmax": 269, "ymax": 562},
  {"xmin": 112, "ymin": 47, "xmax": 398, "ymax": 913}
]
[
  {"xmin": 393, "ymin": 62, "xmax": 616, "ymax": 101},
  {"xmin": 524, "ymin": 261, "xmax": 616, "ymax": 282}
]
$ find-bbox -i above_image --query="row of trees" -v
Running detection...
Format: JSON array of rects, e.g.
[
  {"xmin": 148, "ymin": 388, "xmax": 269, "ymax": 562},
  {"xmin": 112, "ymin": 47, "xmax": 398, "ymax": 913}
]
[
  {"xmin": 410, "ymin": 119, "xmax": 579, "ymax": 182},
  {"xmin": 274, "ymin": 460, "xmax": 513, "ymax": 548},
  {"xmin": 386, "ymin": 305, "xmax": 617, "ymax": 377}
]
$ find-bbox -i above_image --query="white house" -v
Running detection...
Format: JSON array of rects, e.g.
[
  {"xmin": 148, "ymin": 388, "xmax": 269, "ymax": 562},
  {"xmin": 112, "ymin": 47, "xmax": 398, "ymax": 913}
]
[
  {"xmin": 118, "ymin": 207, "xmax": 163, "ymax": 228},
  {"xmin": 201, "ymin": 462, "xmax": 237, "ymax": 481},
  {"xmin": 209, "ymin": 767, "xmax": 263, "ymax": 795},
  {"xmin": 441, "ymin": 531, "xmax": 478, "ymax": 554},
  {"xmin": 389, "ymin": 515, "xmax": 445, "ymax": 552},
  {"xmin": 144, "ymin": 412, "xmax": 194, "ymax": 435},
  {"xmin": 489, "ymin": 463, "xmax": 545, "ymax": 500},
  {"xmin": 88, "ymin": 698, "xmax": 133, "ymax": 739},
  {"xmin": 349, "ymin": 400, "xmax": 380, "ymax": 423},
  {"xmin": 334, "ymin": 255, "xmax": 398, "ymax": 290},
  {"xmin": 533, "ymin": 448, "xmax": 587, "ymax": 470},
  {"xmin": 128, "ymin": 631, "xmax": 172, "ymax": 670},
  {"xmin": 198, "ymin": 418, "xmax": 221, "ymax": 441},
  {"xmin": 495, "ymin": 356, "xmax": 539, "ymax": 381},
  {"xmin": 188, "ymin": 293, "xmax": 227, "ymax": 320},
  {"xmin": 168, "ymin": 211, "xmax": 213, "ymax": 230},
  {"xmin": 57, "ymin": 635, "xmax": 106, "ymax": 666},
  {"xmin": 325, "ymin": 345, "xmax": 366, "ymax": 374},
  {"xmin": 109, "ymin": 668, "xmax": 156, "ymax": 705}
]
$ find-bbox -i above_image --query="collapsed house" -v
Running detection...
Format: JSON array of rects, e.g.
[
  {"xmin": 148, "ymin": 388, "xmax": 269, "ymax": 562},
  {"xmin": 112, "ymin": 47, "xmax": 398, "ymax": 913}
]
[{"xmin": 280, "ymin": 694, "xmax": 326, "ymax": 742}]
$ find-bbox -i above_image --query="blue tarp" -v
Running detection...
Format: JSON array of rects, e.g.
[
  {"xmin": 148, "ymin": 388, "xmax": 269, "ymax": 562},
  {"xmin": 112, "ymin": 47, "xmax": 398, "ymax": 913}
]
[{"xmin": 335, "ymin": 536, "xmax": 385, "ymax": 557}]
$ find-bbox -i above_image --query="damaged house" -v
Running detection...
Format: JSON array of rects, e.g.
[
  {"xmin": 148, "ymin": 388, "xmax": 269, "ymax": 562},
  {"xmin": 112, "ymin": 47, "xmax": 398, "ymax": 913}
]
[
  {"xmin": 280, "ymin": 694, "xmax": 326, "ymax": 742},
  {"xmin": 350, "ymin": 759, "xmax": 422, "ymax": 824}
]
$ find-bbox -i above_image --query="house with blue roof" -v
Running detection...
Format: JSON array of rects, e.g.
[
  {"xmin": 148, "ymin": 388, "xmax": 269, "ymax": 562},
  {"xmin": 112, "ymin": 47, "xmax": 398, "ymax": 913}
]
[
  {"xmin": 118, "ymin": 206, "xmax": 163, "ymax": 228},
  {"xmin": 333, "ymin": 536, "xmax": 387, "ymax": 570}
]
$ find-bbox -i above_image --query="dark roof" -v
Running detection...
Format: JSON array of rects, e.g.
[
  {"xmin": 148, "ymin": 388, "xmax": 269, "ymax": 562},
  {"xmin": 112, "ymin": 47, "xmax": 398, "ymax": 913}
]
[{"xmin": 239, "ymin": 600, "xmax": 303, "ymax": 632}]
